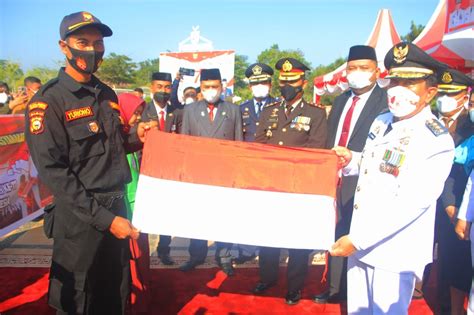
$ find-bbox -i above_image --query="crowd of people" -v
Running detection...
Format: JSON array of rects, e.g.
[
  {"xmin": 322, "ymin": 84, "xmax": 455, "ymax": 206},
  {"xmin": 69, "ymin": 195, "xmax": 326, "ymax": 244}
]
[{"xmin": 11, "ymin": 10, "xmax": 473, "ymax": 315}]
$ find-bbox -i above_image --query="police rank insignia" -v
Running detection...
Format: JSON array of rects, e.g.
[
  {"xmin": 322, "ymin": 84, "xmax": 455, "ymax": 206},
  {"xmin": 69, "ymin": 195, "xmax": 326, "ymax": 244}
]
[
  {"xmin": 393, "ymin": 44, "xmax": 409, "ymax": 64},
  {"xmin": 380, "ymin": 149, "xmax": 406, "ymax": 177},
  {"xmin": 290, "ymin": 116, "xmax": 311, "ymax": 131},
  {"xmin": 425, "ymin": 119, "xmax": 448, "ymax": 136},
  {"xmin": 88, "ymin": 121, "xmax": 100, "ymax": 133},
  {"xmin": 65, "ymin": 106, "xmax": 94, "ymax": 122}
]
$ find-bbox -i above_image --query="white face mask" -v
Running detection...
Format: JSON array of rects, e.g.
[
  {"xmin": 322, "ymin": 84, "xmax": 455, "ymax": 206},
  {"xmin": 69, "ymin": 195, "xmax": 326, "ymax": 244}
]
[
  {"xmin": 470, "ymin": 109, "xmax": 474, "ymax": 123},
  {"xmin": 202, "ymin": 88, "xmax": 221, "ymax": 104},
  {"xmin": 184, "ymin": 97, "xmax": 195, "ymax": 105},
  {"xmin": 251, "ymin": 84, "xmax": 270, "ymax": 99},
  {"xmin": 436, "ymin": 95, "xmax": 464, "ymax": 114},
  {"xmin": 0, "ymin": 92, "xmax": 8, "ymax": 104},
  {"xmin": 346, "ymin": 71, "xmax": 374, "ymax": 89},
  {"xmin": 387, "ymin": 86, "xmax": 420, "ymax": 118}
]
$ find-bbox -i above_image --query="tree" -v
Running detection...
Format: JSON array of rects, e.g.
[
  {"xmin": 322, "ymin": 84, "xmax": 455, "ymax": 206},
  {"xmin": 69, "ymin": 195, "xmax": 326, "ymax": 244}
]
[
  {"xmin": 401, "ymin": 21, "xmax": 424, "ymax": 43},
  {"xmin": 257, "ymin": 44, "xmax": 313, "ymax": 100},
  {"xmin": 0, "ymin": 60, "xmax": 24, "ymax": 89},
  {"xmin": 24, "ymin": 67, "xmax": 58, "ymax": 85},
  {"xmin": 310, "ymin": 57, "xmax": 346, "ymax": 105},
  {"xmin": 133, "ymin": 58, "xmax": 160, "ymax": 87},
  {"xmin": 233, "ymin": 54, "xmax": 252, "ymax": 102},
  {"xmin": 96, "ymin": 53, "xmax": 136, "ymax": 87}
]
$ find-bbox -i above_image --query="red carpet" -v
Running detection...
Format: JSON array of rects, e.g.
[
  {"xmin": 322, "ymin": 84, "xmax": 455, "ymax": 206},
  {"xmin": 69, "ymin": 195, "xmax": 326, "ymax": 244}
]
[{"xmin": 0, "ymin": 266, "xmax": 433, "ymax": 314}]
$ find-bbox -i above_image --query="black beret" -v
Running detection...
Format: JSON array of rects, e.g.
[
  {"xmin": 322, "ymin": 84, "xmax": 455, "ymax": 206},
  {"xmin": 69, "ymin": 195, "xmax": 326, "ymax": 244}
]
[
  {"xmin": 60, "ymin": 11, "xmax": 112, "ymax": 40},
  {"xmin": 245, "ymin": 63, "xmax": 274, "ymax": 83},
  {"xmin": 384, "ymin": 42, "xmax": 446, "ymax": 79},
  {"xmin": 151, "ymin": 72, "xmax": 172, "ymax": 82},
  {"xmin": 201, "ymin": 68, "xmax": 222, "ymax": 81},
  {"xmin": 437, "ymin": 68, "xmax": 473, "ymax": 94},
  {"xmin": 348, "ymin": 45, "xmax": 377, "ymax": 62},
  {"xmin": 275, "ymin": 58, "xmax": 310, "ymax": 81}
]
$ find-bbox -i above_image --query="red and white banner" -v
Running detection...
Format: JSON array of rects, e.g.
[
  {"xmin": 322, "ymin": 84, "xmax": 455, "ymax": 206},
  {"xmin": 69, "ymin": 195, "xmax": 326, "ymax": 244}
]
[
  {"xmin": 159, "ymin": 50, "xmax": 235, "ymax": 101},
  {"xmin": 0, "ymin": 115, "xmax": 53, "ymax": 237},
  {"xmin": 133, "ymin": 131, "xmax": 339, "ymax": 250}
]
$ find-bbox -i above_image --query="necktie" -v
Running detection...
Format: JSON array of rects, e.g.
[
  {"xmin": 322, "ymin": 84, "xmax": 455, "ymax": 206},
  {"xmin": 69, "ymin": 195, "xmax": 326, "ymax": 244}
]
[
  {"xmin": 208, "ymin": 104, "xmax": 215, "ymax": 121},
  {"xmin": 337, "ymin": 96, "xmax": 360, "ymax": 147},
  {"xmin": 256, "ymin": 102, "xmax": 262, "ymax": 117},
  {"xmin": 383, "ymin": 123, "xmax": 393, "ymax": 136},
  {"xmin": 159, "ymin": 110, "xmax": 165, "ymax": 131},
  {"xmin": 285, "ymin": 104, "xmax": 293, "ymax": 117},
  {"xmin": 441, "ymin": 117, "xmax": 452, "ymax": 128}
]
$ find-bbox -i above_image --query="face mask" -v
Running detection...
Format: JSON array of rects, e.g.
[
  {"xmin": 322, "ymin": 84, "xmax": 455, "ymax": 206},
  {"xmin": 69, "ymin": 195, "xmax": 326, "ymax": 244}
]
[
  {"xmin": 0, "ymin": 92, "xmax": 8, "ymax": 104},
  {"xmin": 251, "ymin": 84, "xmax": 270, "ymax": 99},
  {"xmin": 436, "ymin": 95, "xmax": 464, "ymax": 114},
  {"xmin": 346, "ymin": 71, "xmax": 374, "ymax": 89},
  {"xmin": 153, "ymin": 92, "xmax": 170, "ymax": 104},
  {"xmin": 387, "ymin": 86, "xmax": 420, "ymax": 118},
  {"xmin": 469, "ymin": 109, "xmax": 474, "ymax": 123},
  {"xmin": 202, "ymin": 88, "xmax": 220, "ymax": 104},
  {"xmin": 184, "ymin": 97, "xmax": 195, "ymax": 105},
  {"xmin": 280, "ymin": 84, "xmax": 302, "ymax": 102},
  {"xmin": 67, "ymin": 45, "xmax": 104, "ymax": 74}
]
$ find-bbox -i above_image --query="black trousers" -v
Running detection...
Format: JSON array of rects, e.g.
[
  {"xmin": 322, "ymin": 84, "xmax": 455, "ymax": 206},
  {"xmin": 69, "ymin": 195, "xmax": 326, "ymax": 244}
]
[
  {"xmin": 188, "ymin": 239, "xmax": 233, "ymax": 263},
  {"xmin": 259, "ymin": 247, "xmax": 311, "ymax": 293},
  {"xmin": 157, "ymin": 235, "xmax": 172, "ymax": 256}
]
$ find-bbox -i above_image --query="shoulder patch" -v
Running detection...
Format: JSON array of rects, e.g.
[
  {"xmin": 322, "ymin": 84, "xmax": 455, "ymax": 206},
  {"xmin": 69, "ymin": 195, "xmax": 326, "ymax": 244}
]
[
  {"xmin": 425, "ymin": 119, "xmax": 448, "ymax": 137},
  {"xmin": 28, "ymin": 102, "xmax": 48, "ymax": 111},
  {"xmin": 29, "ymin": 115, "xmax": 45, "ymax": 135}
]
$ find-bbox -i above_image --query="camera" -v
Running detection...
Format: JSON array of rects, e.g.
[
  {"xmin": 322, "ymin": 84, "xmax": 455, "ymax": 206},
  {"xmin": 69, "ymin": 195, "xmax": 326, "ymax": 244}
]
[{"xmin": 179, "ymin": 67, "xmax": 195, "ymax": 76}]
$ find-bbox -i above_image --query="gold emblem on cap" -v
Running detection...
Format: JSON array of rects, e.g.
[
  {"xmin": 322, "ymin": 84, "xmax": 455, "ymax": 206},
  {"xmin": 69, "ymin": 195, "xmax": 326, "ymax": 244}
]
[
  {"xmin": 82, "ymin": 12, "xmax": 93, "ymax": 22},
  {"xmin": 282, "ymin": 60, "xmax": 293, "ymax": 72},
  {"xmin": 393, "ymin": 44, "xmax": 409, "ymax": 64},
  {"xmin": 442, "ymin": 71, "xmax": 453, "ymax": 84},
  {"xmin": 252, "ymin": 65, "xmax": 263, "ymax": 75}
]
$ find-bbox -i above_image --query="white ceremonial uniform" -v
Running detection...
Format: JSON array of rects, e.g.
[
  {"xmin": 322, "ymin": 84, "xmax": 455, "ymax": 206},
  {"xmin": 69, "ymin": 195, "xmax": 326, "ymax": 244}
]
[
  {"xmin": 343, "ymin": 106, "xmax": 455, "ymax": 314},
  {"xmin": 457, "ymin": 170, "xmax": 474, "ymax": 315}
]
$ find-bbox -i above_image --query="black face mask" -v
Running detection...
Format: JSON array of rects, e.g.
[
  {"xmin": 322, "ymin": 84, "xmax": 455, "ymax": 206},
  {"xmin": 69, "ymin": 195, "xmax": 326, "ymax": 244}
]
[
  {"xmin": 153, "ymin": 92, "xmax": 171, "ymax": 104},
  {"xmin": 67, "ymin": 46, "xmax": 104, "ymax": 74},
  {"xmin": 280, "ymin": 84, "xmax": 303, "ymax": 102}
]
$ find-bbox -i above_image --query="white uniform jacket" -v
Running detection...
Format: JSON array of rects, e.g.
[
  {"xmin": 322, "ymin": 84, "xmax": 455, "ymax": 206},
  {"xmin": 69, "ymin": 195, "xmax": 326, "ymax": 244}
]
[{"xmin": 343, "ymin": 106, "xmax": 454, "ymax": 278}]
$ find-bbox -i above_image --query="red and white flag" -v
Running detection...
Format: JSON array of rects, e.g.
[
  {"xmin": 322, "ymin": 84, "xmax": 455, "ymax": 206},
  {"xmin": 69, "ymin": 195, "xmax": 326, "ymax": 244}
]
[{"xmin": 133, "ymin": 130, "xmax": 339, "ymax": 250}]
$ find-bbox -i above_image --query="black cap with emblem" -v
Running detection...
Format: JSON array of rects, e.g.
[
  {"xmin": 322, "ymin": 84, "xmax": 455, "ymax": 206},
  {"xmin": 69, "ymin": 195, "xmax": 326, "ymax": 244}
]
[
  {"xmin": 200, "ymin": 68, "xmax": 222, "ymax": 81},
  {"xmin": 437, "ymin": 68, "xmax": 473, "ymax": 94},
  {"xmin": 151, "ymin": 72, "xmax": 172, "ymax": 82},
  {"xmin": 384, "ymin": 42, "xmax": 447, "ymax": 79},
  {"xmin": 60, "ymin": 11, "xmax": 113, "ymax": 40},
  {"xmin": 348, "ymin": 45, "xmax": 377, "ymax": 62},
  {"xmin": 275, "ymin": 58, "xmax": 310, "ymax": 82},
  {"xmin": 245, "ymin": 63, "xmax": 274, "ymax": 83}
]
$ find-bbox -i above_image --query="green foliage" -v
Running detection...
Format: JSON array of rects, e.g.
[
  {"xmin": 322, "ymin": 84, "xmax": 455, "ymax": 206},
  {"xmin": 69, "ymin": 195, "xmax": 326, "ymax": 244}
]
[
  {"xmin": 96, "ymin": 53, "xmax": 137, "ymax": 86},
  {"xmin": 24, "ymin": 67, "xmax": 58, "ymax": 85},
  {"xmin": 133, "ymin": 58, "xmax": 160, "ymax": 87},
  {"xmin": 0, "ymin": 60, "xmax": 24, "ymax": 89},
  {"xmin": 233, "ymin": 54, "xmax": 252, "ymax": 103},
  {"xmin": 310, "ymin": 57, "xmax": 346, "ymax": 105},
  {"xmin": 401, "ymin": 21, "xmax": 425, "ymax": 43}
]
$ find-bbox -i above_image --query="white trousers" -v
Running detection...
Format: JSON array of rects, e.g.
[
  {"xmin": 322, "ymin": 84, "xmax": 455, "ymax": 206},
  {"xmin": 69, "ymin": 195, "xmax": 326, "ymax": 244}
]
[{"xmin": 347, "ymin": 256, "xmax": 416, "ymax": 315}]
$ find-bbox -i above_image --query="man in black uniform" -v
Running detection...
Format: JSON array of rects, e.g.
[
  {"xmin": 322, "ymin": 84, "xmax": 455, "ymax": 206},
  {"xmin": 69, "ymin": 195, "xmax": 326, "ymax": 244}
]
[
  {"xmin": 25, "ymin": 12, "xmax": 155, "ymax": 314},
  {"xmin": 141, "ymin": 71, "xmax": 183, "ymax": 265},
  {"xmin": 253, "ymin": 57, "xmax": 327, "ymax": 305}
]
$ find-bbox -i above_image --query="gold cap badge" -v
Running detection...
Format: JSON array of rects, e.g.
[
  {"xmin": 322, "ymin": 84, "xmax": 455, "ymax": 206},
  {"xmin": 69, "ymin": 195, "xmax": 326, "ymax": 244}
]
[{"xmin": 393, "ymin": 44, "xmax": 409, "ymax": 64}]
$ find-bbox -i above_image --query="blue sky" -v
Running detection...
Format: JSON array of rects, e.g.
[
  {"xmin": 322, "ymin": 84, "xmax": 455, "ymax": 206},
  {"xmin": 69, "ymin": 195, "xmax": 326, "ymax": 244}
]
[{"xmin": 0, "ymin": 0, "xmax": 440, "ymax": 70}]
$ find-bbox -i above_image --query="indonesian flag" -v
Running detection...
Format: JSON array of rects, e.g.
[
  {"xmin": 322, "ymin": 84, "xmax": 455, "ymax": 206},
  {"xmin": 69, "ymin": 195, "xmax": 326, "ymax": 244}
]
[{"xmin": 133, "ymin": 130, "xmax": 339, "ymax": 250}]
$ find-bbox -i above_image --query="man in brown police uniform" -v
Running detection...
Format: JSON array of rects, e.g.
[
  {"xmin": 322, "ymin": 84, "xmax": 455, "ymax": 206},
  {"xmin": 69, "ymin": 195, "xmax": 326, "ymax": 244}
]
[{"xmin": 253, "ymin": 57, "xmax": 327, "ymax": 305}]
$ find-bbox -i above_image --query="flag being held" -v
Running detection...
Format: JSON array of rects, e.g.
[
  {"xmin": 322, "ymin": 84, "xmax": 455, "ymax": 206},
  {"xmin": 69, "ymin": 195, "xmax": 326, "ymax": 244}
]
[{"xmin": 133, "ymin": 130, "xmax": 339, "ymax": 250}]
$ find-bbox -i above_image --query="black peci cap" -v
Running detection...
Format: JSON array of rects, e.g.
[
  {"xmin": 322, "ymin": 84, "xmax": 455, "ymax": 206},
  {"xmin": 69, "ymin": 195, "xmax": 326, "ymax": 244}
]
[
  {"xmin": 384, "ymin": 42, "xmax": 446, "ymax": 79},
  {"xmin": 60, "ymin": 11, "xmax": 112, "ymax": 40},
  {"xmin": 348, "ymin": 45, "xmax": 377, "ymax": 62},
  {"xmin": 201, "ymin": 68, "xmax": 222, "ymax": 81},
  {"xmin": 245, "ymin": 63, "xmax": 274, "ymax": 83},
  {"xmin": 437, "ymin": 68, "xmax": 473, "ymax": 94},
  {"xmin": 151, "ymin": 72, "xmax": 172, "ymax": 82}
]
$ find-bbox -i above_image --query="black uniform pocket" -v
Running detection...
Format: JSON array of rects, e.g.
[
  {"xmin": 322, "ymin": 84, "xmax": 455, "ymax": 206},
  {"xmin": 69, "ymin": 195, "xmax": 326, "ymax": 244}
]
[{"xmin": 67, "ymin": 122, "xmax": 105, "ymax": 161}]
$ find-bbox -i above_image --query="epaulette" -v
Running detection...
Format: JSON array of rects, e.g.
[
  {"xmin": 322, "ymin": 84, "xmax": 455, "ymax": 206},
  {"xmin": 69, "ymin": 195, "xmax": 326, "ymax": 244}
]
[
  {"xmin": 307, "ymin": 102, "xmax": 326, "ymax": 109},
  {"xmin": 425, "ymin": 118, "xmax": 448, "ymax": 137},
  {"xmin": 264, "ymin": 100, "xmax": 282, "ymax": 108},
  {"xmin": 37, "ymin": 78, "xmax": 59, "ymax": 96}
]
